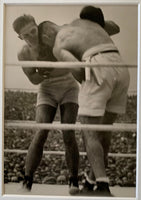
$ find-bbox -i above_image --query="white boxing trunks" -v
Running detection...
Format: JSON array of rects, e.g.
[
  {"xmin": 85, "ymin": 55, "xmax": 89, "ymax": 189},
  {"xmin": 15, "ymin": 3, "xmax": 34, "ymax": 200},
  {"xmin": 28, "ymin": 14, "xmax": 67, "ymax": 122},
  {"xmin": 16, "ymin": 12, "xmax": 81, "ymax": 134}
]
[
  {"xmin": 37, "ymin": 73, "xmax": 79, "ymax": 107},
  {"xmin": 78, "ymin": 43, "xmax": 130, "ymax": 117}
]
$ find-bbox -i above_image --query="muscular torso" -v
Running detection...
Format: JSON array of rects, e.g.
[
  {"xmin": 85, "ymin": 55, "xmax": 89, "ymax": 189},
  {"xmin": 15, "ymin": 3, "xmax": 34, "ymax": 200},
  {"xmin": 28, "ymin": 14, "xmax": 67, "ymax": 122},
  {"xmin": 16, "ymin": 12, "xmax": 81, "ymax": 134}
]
[
  {"xmin": 55, "ymin": 19, "xmax": 113, "ymax": 60},
  {"xmin": 19, "ymin": 22, "xmax": 70, "ymax": 80}
]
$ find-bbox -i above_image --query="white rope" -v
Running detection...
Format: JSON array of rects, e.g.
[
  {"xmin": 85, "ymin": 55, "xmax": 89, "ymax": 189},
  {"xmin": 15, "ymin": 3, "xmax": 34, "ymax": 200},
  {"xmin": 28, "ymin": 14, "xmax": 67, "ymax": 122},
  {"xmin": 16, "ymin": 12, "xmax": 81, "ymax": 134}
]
[
  {"xmin": 4, "ymin": 121, "xmax": 136, "ymax": 158},
  {"xmin": 6, "ymin": 61, "xmax": 137, "ymax": 68},
  {"xmin": 5, "ymin": 121, "xmax": 136, "ymax": 132},
  {"xmin": 4, "ymin": 88, "xmax": 137, "ymax": 95},
  {"xmin": 4, "ymin": 149, "xmax": 136, "ymax": 158}
]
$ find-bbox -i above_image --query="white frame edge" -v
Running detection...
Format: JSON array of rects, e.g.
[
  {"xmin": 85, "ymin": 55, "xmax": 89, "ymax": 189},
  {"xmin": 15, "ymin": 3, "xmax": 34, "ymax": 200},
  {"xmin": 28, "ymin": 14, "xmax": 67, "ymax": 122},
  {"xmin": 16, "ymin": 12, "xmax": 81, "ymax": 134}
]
[
  {"xmin": 136, "ymin": 2, "xmax": 141, "ymax": 200},
  {"xmin": 0, "ymin": 0, "xmax": 140, "ymax": 200},
  {"xmin": 0, "ymin": 0, "xmax": 5, "ymax": 199}
]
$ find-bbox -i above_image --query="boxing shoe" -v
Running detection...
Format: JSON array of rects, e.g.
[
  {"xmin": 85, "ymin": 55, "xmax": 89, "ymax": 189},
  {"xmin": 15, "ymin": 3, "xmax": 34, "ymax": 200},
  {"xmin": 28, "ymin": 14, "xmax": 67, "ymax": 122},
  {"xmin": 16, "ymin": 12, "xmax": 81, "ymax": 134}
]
[
  {"xmin": 93, "ymin": 182, "xmax": 113, "ymax": 197},
  {"xmin": 22, "ymin": 175, "xmax": 33, "ymax": 191},
  {"xmin": 80, "ymin": 175, "xmax": 95, "ymax": 195},
  {"xmin": 69, "ymin": 176, "xmax": 80, "ymax": 195}
]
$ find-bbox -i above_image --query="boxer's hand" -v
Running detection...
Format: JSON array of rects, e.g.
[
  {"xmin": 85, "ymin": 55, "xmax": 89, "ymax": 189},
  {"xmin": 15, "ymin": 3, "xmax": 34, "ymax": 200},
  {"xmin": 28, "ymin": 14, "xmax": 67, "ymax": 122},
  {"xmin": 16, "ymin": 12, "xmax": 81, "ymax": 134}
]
[
  {"xmin": 18, "ymin": 45, "xmax": 39, "ymax": 61},
  {"xmin": 36, "ymin": 67, "xmax": 54, "ymax": 78},
  {"xmin": 18, "ymin": 45, "xmax": 33, "ymax": 61}
]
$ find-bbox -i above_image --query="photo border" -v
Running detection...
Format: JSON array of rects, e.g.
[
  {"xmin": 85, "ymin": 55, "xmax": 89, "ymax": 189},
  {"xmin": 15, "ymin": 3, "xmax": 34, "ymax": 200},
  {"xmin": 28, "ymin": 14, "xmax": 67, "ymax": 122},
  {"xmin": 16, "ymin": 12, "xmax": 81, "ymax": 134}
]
[{"xmin": 0, "ymin": 0, "xmax": 141, "ymax": 199}]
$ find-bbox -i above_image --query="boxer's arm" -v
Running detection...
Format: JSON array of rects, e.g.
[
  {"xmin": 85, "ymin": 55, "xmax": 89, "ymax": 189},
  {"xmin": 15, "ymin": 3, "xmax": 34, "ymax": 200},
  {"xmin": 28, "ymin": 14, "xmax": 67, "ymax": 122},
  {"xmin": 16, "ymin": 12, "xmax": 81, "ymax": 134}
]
[
  {"xmin": 53, "ymin": 29, "xmax": 78, "ymax": 62},
  {"xmin": 18, "ymin": 45, "xmax": 45, "ymax": 85},
  {"xmin": 53, "ymin": 37, "xmax": 84, "ymax": 83},
  {"xmin": 104, "ymin": 20, "xmax": 120, "ymax": 35},
  {"xmin": 53, "ymin": 47, "xmax": 78, "ymax": 62},
  {"xmin": 53, "ymin": 47, "xmax": 84, "ymax": 83}
]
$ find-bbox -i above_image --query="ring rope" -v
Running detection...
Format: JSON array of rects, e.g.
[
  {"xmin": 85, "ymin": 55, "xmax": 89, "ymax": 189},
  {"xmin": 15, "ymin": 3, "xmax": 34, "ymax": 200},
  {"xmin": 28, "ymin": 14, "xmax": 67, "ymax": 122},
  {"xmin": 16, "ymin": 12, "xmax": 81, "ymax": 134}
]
[
  {"xmin": 4, "ymin": 88, "xmax": 137, "ymax": 96},
  {"xmin": 5, "ymin": 121, "xmax": 137, "ymax": 132},
  {"xmin": 4, "ymin": 61, "xmax": 137, "ymax": 160},
  {"xmin": 4, "ymin": 149, "xmax": 136, "ymax": 158},
  {"xmin": 5, "ymin": 121, "xmax": 136, "ymax": 157},
  {"xmin": 6, "ymin": 61, "xmax": 137, "ymax": 68}
]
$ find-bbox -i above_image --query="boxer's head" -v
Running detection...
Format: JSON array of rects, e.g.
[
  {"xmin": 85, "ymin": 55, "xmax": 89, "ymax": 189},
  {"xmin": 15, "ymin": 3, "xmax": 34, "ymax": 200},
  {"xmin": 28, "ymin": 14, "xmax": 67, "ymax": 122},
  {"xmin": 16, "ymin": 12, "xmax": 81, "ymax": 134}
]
[
  {"xmin": 13, "ymin": 14, "xmax": 38, "ymax": 47},
  {"xmin": 80, "ymin": 5, "xmax": 105, "ymax": 28}
]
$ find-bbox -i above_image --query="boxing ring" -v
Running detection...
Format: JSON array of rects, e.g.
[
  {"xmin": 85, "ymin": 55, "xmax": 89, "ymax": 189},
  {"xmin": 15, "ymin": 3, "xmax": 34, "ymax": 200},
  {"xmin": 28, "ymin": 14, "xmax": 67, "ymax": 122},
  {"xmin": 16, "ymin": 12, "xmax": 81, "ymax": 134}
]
[{"xmin": 4, "ymin": 61, "xmax": 137, "ymax": 197}]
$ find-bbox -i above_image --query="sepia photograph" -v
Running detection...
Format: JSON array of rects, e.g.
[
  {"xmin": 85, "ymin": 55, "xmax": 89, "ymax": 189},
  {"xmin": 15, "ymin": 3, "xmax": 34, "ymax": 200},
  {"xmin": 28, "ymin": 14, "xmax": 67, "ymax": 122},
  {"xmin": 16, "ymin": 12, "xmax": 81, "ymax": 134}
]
[{"xmin": 0, "ymin": 1, "xmax": 140, "ymax": 199}]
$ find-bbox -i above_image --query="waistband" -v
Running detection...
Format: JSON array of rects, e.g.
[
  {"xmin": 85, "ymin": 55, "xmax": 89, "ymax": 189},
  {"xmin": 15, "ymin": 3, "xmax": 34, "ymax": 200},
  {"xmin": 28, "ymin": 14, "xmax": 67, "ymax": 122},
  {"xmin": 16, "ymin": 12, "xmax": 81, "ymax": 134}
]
[
  {"xmin": 82, "ymin": 43, "xmax": 119, "ymax": 61},
  {"xmin": 42, "ymin": 72, "xmax": 72, "ymax": 82}
]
